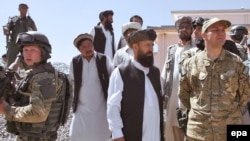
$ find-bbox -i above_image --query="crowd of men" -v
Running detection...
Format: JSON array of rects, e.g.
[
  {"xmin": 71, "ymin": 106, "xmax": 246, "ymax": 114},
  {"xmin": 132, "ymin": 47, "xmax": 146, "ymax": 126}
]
[{"xmin": 0, "ymin": 3, "xmax": 250, "ymax": 141}]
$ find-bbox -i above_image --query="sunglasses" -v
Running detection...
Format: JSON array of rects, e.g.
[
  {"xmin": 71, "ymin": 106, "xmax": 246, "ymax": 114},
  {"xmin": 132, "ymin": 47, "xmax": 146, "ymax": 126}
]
[{"xmin": 16, "ymin": 32, "xmax": 50, "ymax": 47}]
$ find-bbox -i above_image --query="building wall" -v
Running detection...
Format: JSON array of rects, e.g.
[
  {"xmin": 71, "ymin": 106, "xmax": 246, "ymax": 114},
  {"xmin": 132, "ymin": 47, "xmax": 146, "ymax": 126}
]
[{"xmin": 154, "ymin": 32, "xmax": 179, "ymax": 71}]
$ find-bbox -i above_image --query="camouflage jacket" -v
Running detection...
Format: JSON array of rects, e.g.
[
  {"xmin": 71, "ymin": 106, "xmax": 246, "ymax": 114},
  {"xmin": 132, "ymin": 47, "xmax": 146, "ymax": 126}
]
[
  {"xmin": 179, "ymin": 49, "xmax": 250, "ymax": 140},
  {"xmin": 5, "ymin": 63, "xmax": 62, "ymax": 123}
]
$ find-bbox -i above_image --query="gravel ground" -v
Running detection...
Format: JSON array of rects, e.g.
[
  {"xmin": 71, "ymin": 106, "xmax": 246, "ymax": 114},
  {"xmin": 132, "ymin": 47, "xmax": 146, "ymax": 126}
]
[{"xmin": 0, "ymin": 111, "xmax": 73, "ymax": 141}]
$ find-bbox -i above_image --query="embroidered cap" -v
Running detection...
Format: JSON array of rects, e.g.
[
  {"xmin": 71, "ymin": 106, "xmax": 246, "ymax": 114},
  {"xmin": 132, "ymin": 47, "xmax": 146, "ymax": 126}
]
[
  {"xmin": 127, "ymin": 28, "xmax": 156, "ymax": 47},
  {"xmin": 122, "ymin": 22, "xmax": 142, "ymax": 35},
  {"xmin": 73, "ymin": 33, "xmax": 93, "ymax": 48}
]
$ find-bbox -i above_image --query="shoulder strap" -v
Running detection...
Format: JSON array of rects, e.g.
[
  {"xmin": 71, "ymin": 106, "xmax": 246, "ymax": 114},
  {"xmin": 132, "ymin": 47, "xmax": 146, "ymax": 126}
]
[{"xmin": 55, "ymin": 71, "xmax": 72, "ymax": 126}]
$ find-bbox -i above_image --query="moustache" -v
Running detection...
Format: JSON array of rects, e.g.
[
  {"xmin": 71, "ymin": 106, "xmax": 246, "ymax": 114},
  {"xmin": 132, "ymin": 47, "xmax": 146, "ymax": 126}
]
[
  {"xmin": 146, "ymin": 51, "xmax": 153, "ymax": 56},
  {"xmin": 86, "ymin": 50, "xmax": 93, "ymax": 54}
]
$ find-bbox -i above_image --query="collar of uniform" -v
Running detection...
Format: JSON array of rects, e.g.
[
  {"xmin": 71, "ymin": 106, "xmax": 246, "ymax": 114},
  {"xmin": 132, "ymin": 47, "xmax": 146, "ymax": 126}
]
[
  {"xmin": 217, "ymin": 49, "xmax": 226, "ymax": 60},
  {"xmin": 198, "ymin": 49, "xmax": 226, "ymax": 61},
  {"xmin": 131, "ymin": 58, "xmax": 149, "ymax": 75}
]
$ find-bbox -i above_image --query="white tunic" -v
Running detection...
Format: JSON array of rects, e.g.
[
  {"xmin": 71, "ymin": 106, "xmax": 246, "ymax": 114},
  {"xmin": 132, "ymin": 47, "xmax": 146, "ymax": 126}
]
[
  {"xmin": 112, "ymin": 45, "xmax": 133, "ymax": 67},
  {"xmin": 89, "ymin": 23, "xmax": 114, "ymax": 60},
  {"xmin": 161, "ymin": 41, "xmax": 195, "ymax": 141},
  {"xmin": 69, "ymin": 53, "xmax": 113, "ymax": 141},
  {"xmin": 107, "ymin": 59, "xmax": 161, "ymax": 141}
]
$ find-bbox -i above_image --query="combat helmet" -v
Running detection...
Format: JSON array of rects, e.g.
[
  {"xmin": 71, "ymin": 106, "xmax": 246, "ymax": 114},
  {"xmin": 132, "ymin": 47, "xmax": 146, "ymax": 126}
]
[
  {"xmin": 192, "ymin": 17, "xmax": 205, "ymax": 28},
  {"xmin": 16, "ymin": 31, "xmax": 51, "ymax": 61},
  {"xmin": 229, "ymin": 25, "xmax": 249, "ymax": 41}
]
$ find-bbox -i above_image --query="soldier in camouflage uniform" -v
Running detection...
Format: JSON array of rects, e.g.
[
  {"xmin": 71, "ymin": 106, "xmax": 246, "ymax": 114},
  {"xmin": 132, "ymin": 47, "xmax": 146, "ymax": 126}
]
[
  {"xmin": 182, "ymin": 17, "xmax": 241, "ymax": 62},
  {"xmin": 3, "ymin": 3, "xmax": 37, "ymax": 67},
  {"xmin": 229, "ymin": 25, "xmax": 249, "ymax": 61},
  {"xmin": 0, "ymin": 31, "xmax": 63, "ymax": 141},
  {"xmin": 179, "ymin": 18, "xmax": 250, "ymax": 141}
]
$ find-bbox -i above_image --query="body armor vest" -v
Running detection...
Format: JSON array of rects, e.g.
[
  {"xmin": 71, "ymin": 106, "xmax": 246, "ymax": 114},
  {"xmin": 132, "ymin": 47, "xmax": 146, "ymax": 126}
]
[{"xmin": 6, "ymin": 63, "xmax": 69, "ymax": 140}]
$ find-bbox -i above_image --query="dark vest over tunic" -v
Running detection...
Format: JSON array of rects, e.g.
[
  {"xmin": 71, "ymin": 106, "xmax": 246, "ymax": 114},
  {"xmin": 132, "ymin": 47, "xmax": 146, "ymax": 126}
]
[
  {"xmin": 93, "ymin": 26, "xmax": 115, "ymax": 57},
  {"xmin": 118, "ymin": 61, "xmax": 164, "ymax": 141},
  {"xmin": 72, "ymin": 53, "xmax": 109, "ymax": 112}
]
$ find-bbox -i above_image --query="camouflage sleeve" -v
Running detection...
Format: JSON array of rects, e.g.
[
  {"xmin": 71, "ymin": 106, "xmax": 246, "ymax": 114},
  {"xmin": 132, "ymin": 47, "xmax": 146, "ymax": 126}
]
[
  {"xmin": 180, "ymin": 50, "xmax": 192, "ymax": 67},
  {"xmin": 238, "ymin": 64, "xmax": 250, "ymax": 108},
  {"xmin": 5, "ymin": 72, "xmax": 56, "ymax": 123},
  {"xmin": 178, "ymin": 65, "xmax": 191, "ymax": 109}
]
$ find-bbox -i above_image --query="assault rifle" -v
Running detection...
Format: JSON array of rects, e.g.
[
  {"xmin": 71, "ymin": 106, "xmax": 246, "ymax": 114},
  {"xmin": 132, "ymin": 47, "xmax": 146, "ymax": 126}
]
[{"xmin": 0, "ymin": 69, "xmax": 15, "ymax": 101}]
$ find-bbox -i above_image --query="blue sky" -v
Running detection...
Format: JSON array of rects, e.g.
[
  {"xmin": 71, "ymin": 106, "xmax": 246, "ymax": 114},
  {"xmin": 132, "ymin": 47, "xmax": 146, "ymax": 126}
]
[{"xmin": 1, "ymin": 0, "xmax": 250, "ymax": 65}]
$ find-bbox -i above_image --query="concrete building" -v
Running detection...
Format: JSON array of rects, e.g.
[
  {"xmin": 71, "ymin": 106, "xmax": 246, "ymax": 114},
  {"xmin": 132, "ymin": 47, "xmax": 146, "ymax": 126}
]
[{"xmin": 149, "ymin": 9, "xmax": 250, "ymax": 72}]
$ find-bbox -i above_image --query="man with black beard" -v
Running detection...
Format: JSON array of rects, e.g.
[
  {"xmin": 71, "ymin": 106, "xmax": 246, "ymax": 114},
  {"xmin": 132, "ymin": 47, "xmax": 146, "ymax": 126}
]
[
  {"xmin": 89, "ymin": 10, "xmax": 116, "ymax": 60},
  {"xmin": 161, "ymin": 16, "xmax": 196, "ymax": 141},
  {"xmin": 107, "ymin": 29, "xmax": 164, "ymax": 141}
]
